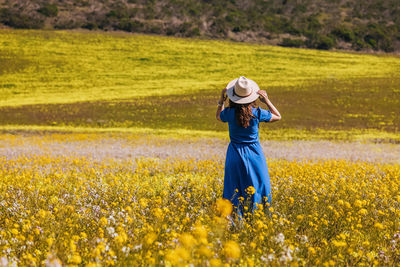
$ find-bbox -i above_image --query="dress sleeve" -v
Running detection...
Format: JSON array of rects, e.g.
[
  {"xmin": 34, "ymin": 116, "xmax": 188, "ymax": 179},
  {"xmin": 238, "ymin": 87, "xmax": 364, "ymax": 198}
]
[
  {"xmin": 219, "ymin": 108, "xmax": 228, "ymax": 123},
  {"xmin": 258, "ymin": 107, "xmax": 272, "ymax": 122}
]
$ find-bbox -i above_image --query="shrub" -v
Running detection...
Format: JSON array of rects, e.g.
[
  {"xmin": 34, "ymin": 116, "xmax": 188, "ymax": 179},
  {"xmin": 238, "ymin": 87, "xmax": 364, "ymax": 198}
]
[
  {"xmin": 149, "ymin": 24, "xmax": 162, "ymax": 34},
  {"xmin": 82, "ymin": 22, "xmax": 98, "ymax": 30},
  {"xmin": 37, "ymin": 4, "xmax": 58, "ymax": 17},
  {"xmin": 54, "ymin": 18, "xmax": 82, "ymax": 29},
  {"xmin": 364, "ymin": 34, "xmax": 377, "ymax": 49},
  {"xmin": 106, "ymin": 9, "xmax": 129, "ymax": 19},
  {"xmin": 351, "ymin": 38, "xmax": 368, "ymax": 51},
  {"xmin": 306, "ymin": 34, "xmax": 335, "ymax": 50},
  {"xmin": 380, "ymin": 38, "xmax": 394, "ymax": 52},
  {"xmin": 331, "ymin": 26, "xmax": 354, "ymax": 42},
  {"xmin": 116, "ymin": 18, "xmax": 144, "ymax": 32},
  {"xmin": 362, "ymin": 23, "xmax": 394, "ymax": 51},
  {"xmin": 279, "ymin": 38, "xmax": 304, "ymax": 48},
  {"xmin": 315, "ymin": 35, "xmax": 335, "ymax": 50},
  {"xmin": 0, "ymin": 8, "xmax": 44, "ymax": 29},
  {"xmin": 306, "ymin": 15, "xmax": 322, "ymax": 31}
]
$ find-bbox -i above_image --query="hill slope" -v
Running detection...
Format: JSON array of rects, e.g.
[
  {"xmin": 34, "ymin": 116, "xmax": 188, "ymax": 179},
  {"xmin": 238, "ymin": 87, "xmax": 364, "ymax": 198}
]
[
  {"xmin": 0, "ymin": 0, "xmax": 399, "ymax": 52},
  {"xmin": 1, "ymin": 30, "xmax": 399, "ymax": 140}
]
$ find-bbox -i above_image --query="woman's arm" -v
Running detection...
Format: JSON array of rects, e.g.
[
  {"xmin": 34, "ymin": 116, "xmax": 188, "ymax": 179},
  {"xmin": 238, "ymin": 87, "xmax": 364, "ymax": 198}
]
[
  {"xmin": 257, "ymin": 90, "xmax": 281, "ymax": 122},
  {"xmin": 216, "ymin": 88, "xmax": 227, "ymax": 121}
]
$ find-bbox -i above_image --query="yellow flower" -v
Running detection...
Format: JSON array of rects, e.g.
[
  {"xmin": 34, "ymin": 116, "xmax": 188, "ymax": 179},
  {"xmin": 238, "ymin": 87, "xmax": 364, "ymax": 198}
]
[
  {"xmin": 332, "ymin": 240, "xmax": 347, "ymax": 247},
  {"xmin": 46, "ymin": 237, "xmax": 54, "ymax": 247},
  {"xmin": 246, "ymin": 258, "xmax": 254, "ymax": 267},
  {"xmin": 374, "ymin": 223, "xmax": 385, "ymax": 230},
  {"xmin": 215, "ymin": 198, "xmax": 233, "ymax": 217},
  {"xmin": 180, "ymin": 233, "xmax": 196, "ymax": 248},
  {"xmin": 245, "ymin": 186, "xmax": 256, "ymax": 195},
  {"xmin": 354, "ymin": 200, "xmax": 363, "ymax": 208},
  {"xmin": 269, "ymin": 207, "xmax": 274, "ymax": 213},
  {"xmin": 11, "ymin": 228, "xmax": 19, "ymax": 235},
  {"xmin": 193, "ymin": 225, "xmax": 208, "ymax": 241},
  {"xmin": 223, "ymin": 240, "xmax": 240, "ymax": 259},
  {"xmin": 358, "ymin": 209, "xmax": 368, "ymax": 215},
  {"xmin": 152, "ymin": 207, "xmax": 163, "ymax": 219},
  {"xmin": 210, "ymin": 258, "xmax": 223, "ymax": 267},
  {"xmin": 99, "ymin": 217, "xmax": 108, "ymax": 227},
  {"xmin": 69, "ymin": 254, "xmax": 81, "ymax": 264},
  {"xmin": 145, "ymin": 232, "xmax": 157, "ymax": 246},
  {"xmin": 165, "ymin": 247, "xmax": 190, "ymax": 264},
  {"xmin": 197, "ymin": 245, "xmax": 212, "ymax": 257},
  {"xmin": 80, "ymin": 232, "xmax": 87, "ymax": 239}
]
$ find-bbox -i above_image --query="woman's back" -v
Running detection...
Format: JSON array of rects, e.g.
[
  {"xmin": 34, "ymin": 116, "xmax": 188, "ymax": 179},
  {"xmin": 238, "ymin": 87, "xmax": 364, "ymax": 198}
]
[{"xmin": 219, "ymin": 106, "xmax": 272, "ymax": 143}]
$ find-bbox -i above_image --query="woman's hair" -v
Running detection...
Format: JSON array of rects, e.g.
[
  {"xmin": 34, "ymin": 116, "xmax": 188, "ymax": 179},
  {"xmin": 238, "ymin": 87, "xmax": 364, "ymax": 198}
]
[{"xmin": 229, "ymin": 99, "xmax": 257, "ymax": 128}]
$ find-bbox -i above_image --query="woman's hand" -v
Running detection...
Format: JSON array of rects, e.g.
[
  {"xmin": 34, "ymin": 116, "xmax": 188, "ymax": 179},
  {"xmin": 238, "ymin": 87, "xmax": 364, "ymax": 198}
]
[
  {"xmin": 221, "ymin": 88, "xmax": 227, "ymax": 101},
  {"xmin": 216, "ymin": 88, "xmax": 227, "ymax": 121},
  {"xmin": 257, "ymin": 90, "xmax": 281, "ymax": 122},
  {"xmin": 257, "ymin": 90, "xmax": 268, "ymax": 103}
]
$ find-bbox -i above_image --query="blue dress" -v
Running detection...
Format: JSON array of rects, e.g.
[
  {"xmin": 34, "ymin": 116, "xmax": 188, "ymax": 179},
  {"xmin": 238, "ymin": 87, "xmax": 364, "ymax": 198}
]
[{"xmin": 219, "ymin": 106, "xmax": 272, "ymax": 218}]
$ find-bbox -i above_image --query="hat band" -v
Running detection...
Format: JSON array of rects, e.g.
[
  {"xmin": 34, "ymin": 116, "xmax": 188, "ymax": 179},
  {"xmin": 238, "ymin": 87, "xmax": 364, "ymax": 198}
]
[{"xmin": 233, "ymin": 87, "xmax": 253, "ymax": 98}]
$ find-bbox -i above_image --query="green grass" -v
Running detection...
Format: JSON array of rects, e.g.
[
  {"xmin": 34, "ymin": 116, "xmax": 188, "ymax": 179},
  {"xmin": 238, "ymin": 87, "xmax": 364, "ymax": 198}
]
[{"xmin": 1, "ymin": 29, "xmax": 399, "ymax": 141}]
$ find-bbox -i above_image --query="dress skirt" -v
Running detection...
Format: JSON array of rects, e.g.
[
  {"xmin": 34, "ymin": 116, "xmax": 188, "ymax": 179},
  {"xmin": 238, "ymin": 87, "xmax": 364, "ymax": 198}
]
[{"xmin": 222, "ymin": 141, "xmax": 272, "ymax": 216}]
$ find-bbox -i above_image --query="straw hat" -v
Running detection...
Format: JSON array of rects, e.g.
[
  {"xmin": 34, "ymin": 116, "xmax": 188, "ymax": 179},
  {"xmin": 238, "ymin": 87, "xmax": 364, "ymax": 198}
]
[{"xmin": 226, "ymin": 76, "xmax": 260, "ymax": 104}]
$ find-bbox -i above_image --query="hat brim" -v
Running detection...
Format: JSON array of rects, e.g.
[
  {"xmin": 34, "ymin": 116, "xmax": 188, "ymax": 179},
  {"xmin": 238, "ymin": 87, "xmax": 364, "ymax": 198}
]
[{"xmin": 226, "ymin": 78, "xmax": 260, "ymax": 104}]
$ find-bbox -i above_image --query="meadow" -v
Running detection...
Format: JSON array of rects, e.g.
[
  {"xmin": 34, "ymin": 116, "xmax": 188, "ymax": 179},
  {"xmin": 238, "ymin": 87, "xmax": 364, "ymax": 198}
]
[
  {"xmin": 0, "ymin": 29, "xmax": 400, "ymax": 266},
  {"xmin": 0, "ymin": 29, "xmax": 400, "ymax": 141},
  {"xmin": 0, "ymin": 139, "xmax": 399, "ymax": 266}
]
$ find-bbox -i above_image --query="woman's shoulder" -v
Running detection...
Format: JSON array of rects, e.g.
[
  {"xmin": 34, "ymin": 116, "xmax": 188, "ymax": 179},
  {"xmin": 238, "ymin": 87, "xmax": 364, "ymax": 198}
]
[
  {"xmin": 224, "ymin": 107, "xmax": 234, "ymax": 113},
  {"xmin": 252, "ymin": 106, "xmax": 272, "ymax": 122},
  {"xmin": 252, "ymin": 106, "xmax": 271, "ymax": 119},
  {"xmin": 251, "ymin": 106, "xmax": 262, "ymax": 114}
]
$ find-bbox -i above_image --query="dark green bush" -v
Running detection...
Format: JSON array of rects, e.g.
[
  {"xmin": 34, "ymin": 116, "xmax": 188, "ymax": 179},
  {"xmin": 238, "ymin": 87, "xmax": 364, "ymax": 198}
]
[
  {"xmin": 306, "ymin": 15, "xmax": 322, "ymax": 31},
  {"xmin": 315, "ymin": 35, "xmax": 335, "ymax": 50},
  {"xmin": 116, "ymin": 18, "xmax": 143, "ymax": 32},
  {"xmin": 106, "ymin": 8, "xmax": 129, "ymax": 19},
  {"xmin": 149, "ymin": 24, "xmax": 162, "ymax": 34},
  {"xmin": 263, "ymin": 16, "xmax": 294, "ymax": 34},
  {"xmin": 352, "ymin": 38, "xmax": 368, "ymax": 51},
  {"xmin": 191, "ymin": 27, "xmax": 200, "ymax": 36},
  {"xmin": 380, "ymin": 38, "xmax": 394, "ymax": 52},
  {"xmin": 362, "ymin": 23, "xmax": 393, "ymax": 51},
  {"xmin": 82, "ymin": 22, "xmax": 98, "ymax": 30},
  {"xmin": 37, "ymin": 4, "xmax": 58, "ymax": 17},
  {"xmin": 0, "ymin": 8, "xmax": 44, "ymax": 29},
  {"xmin": 232, "ymin": 26, "xmax": 241, "ymax": 33},
  {"xmin": 306, "ymin": 34, "xmax": 335, "ymax": 50},
  {"xmin": 364, "ymin": 34, "xmax": 377, "ymax": 49},
  {"xmin": 279, "ymin": 38, "xmax": 304, "ymax": 48},
  {"xmin": 331, "ymin": 26, "xmax": 354, "ymax": 42},
  {"xmin": 54, "ymin": 19, "xmax": 82, "ymax": 29}
]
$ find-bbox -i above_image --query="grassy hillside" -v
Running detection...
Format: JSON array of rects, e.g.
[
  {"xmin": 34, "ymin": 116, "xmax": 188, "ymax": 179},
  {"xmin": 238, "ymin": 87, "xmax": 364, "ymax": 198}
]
[
  {"xmin": 1, "ymin": 0, "xmax": 399, "ymax": 52},
  {"xmin": 1, "ymin": 29, "xmax": 399, "ymax": 140}
]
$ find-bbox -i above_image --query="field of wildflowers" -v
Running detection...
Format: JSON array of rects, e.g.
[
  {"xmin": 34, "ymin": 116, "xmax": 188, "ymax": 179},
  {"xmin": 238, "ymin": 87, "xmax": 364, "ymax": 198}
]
[
  {"xmin": 1, "ymin": 133, "xmax": 399, "ymax": 266},
  {"xmin": 1, "ymin": 29, "xmax": 399, "ymax": 265}
]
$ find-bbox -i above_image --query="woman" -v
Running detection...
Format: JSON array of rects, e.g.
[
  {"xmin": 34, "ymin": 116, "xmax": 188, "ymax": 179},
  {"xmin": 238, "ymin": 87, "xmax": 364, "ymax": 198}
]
[{"xmin": 216, "ymin": 76, "xmax": 281, "ymax": 221}]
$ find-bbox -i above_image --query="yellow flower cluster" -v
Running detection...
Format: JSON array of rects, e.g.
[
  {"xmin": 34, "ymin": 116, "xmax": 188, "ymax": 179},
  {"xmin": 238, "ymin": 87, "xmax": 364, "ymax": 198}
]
[{"xmin": 0, "ymin": 155, "xmax": 399, "ymax": 266}]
